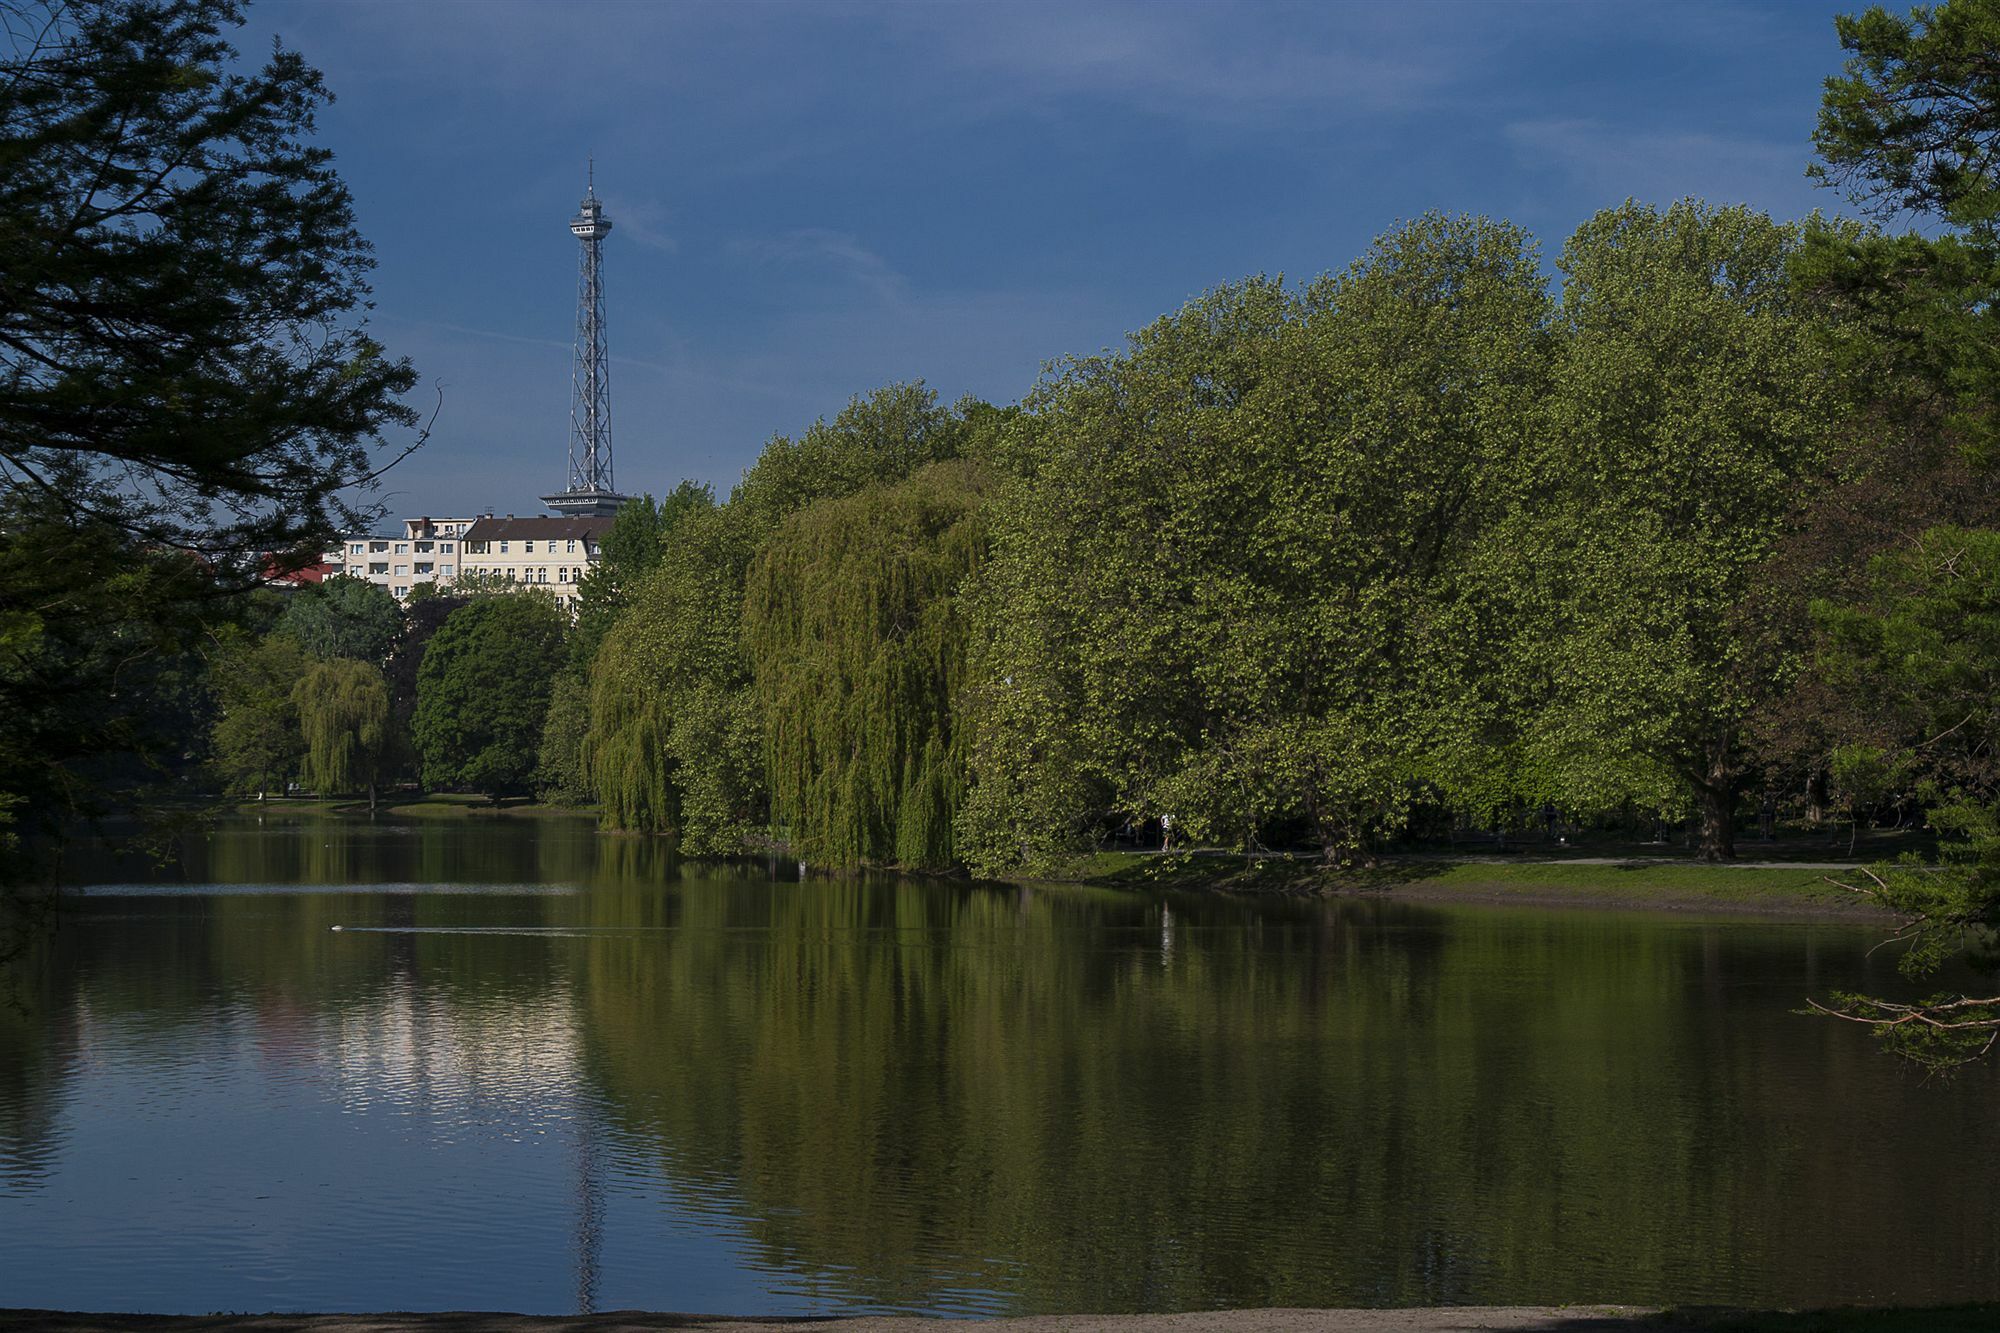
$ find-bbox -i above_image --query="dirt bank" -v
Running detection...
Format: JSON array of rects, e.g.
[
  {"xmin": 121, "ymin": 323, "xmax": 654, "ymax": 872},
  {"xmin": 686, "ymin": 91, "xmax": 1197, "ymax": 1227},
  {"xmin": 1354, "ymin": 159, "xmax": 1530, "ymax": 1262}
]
[
  {"xmin": 0, "ymin": 1309, "xmax": 1671, "ymax": 1332},
  {"xmin": 9, "ymin": 1307, "xmax": 2000, "ymax": 1333}
]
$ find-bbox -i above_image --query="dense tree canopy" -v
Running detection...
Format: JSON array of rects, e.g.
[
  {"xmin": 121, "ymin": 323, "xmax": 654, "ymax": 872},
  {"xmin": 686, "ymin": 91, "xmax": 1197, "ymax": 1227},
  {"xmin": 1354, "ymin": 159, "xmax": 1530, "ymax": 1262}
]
[
  {"xmin": 0, "ymin": 0, "xmax": 417, "ymax": 864},
  {"xmin": 293, "ymin": 657, "xmax": 390, "ymax": 809},
  {"xmin": 961, "ymin": 216, "xmax": 1550, "ymax": 872},
  {"xmin": 744, "ymin": 461, "xmax": 992, "ymax": 869},
  {"xmin": 585, "ymin": 385, "xmax": 985, "ymax": 853},
  {"xmin": 1496, "ymin": 202, "xmax": 1846, "ymax": 859},
  {"xmin": 412, "ymin": 594, "xmax": 567, "ymax": 799},
  {"xmin": 209, "ymin": 628, "xmax": 305, "ymax": 797},
  {"xmin": 0, "ymin": 0, "xmax": 418, "ymax": 562},
  {"xmin": 278, "ymin": 576, "xmax": 401, "ymax": 665}
]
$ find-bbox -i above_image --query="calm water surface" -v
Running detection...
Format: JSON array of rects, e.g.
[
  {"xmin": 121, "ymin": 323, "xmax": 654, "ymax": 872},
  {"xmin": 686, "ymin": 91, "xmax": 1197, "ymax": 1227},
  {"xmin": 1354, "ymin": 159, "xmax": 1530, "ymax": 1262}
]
[{"xmin": 1, "ymin": 813, "xmax": 1995, "ymax": 1316}]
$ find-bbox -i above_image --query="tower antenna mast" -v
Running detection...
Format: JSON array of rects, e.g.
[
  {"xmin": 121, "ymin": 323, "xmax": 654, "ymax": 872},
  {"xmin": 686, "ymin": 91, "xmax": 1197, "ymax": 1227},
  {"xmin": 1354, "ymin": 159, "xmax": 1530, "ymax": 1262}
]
[{"xmin": 543, "ymin": 161, "xmax": 628, "ymax": 517}]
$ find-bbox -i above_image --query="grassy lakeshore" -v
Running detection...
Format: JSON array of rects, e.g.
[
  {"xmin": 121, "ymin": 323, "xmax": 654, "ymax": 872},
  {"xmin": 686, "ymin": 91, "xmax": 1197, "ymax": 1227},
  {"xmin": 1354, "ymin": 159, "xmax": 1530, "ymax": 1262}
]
[
  {"xmin": 1072, "ymin": 849, "xmax": 1901, "ymax": 919},
  {"xmin": 229, "ymin": 794, "xmax": 596, "ymax": 821},
  {"xmin": 6, "ymin": 1305, "xmax": 2000, "ymax": 1332}
]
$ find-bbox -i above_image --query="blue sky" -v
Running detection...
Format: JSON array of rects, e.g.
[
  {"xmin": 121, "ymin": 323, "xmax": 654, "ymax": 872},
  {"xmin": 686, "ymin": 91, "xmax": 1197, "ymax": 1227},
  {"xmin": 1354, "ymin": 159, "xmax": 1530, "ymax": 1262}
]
[{"xmin": 241, "ymin": 0, "xmax": 1859, "ymax": 521}]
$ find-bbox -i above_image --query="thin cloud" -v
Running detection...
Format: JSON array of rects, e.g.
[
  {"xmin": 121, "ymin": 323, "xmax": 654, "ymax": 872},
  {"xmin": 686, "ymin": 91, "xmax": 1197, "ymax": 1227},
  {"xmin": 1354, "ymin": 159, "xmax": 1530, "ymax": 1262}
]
[
  {"xmin": 1505, "ymin": 118, "xmax": 1821, "ymax": 216},
  {"xmin": 878, "ymin": 1, "xmax": 1483, "ymax": 122},
  {"xmin": 730, "ymin": 229, "xmax": 909, "ymax": 304}
]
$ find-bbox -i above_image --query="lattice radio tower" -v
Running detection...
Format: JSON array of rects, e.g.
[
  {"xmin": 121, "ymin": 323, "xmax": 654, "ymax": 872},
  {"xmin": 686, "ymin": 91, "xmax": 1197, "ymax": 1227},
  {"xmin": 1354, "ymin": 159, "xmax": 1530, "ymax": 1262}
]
[{"xmin": 543, "ymin": 160, "xmax": 629, "ymax": 516}]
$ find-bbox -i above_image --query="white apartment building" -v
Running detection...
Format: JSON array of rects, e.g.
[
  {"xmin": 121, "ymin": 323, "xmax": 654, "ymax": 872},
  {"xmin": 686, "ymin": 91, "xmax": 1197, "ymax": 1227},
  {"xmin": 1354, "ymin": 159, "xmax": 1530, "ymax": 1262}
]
[
  {"xmin": 326, "ymin": 512, "xmax": 614, "ymax": 605},
  {"xmin": 326, "ymin": 515, "xmax": 484, "ymax": 601},
  {"xmin": 457, "ymin": 514, "xmax": 615, "ymax": 606}
]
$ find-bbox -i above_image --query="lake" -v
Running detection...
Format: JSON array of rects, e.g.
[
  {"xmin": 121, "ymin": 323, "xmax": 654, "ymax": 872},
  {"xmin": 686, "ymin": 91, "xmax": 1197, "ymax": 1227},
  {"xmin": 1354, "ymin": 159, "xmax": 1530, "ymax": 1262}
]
[{"xmin": 1, "ymin": 812, "xmax": 1994, "ymax": 1317}]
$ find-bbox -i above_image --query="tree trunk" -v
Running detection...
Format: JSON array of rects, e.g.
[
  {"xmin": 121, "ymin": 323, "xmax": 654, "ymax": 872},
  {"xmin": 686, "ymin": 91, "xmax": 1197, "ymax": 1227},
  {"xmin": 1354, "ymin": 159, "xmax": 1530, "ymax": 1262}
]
[
  {"xmin": 1696, "ymin": 785, "xmax": 1736, "ymax": 861},
  {"xmin": 1806, "ymin": 770, "xmax": 1829, "ymax": 826},
  {"xmin": 1694, "ymin": 743, "xmax": 1738, "ymax": 862}
]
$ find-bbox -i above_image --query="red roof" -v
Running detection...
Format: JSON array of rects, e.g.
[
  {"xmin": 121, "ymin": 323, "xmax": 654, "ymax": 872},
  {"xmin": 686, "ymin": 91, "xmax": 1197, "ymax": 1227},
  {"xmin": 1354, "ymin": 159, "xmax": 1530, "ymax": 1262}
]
[{"xmin": 263, "ymin": 555, "xmax": 332, "ymax": 586}]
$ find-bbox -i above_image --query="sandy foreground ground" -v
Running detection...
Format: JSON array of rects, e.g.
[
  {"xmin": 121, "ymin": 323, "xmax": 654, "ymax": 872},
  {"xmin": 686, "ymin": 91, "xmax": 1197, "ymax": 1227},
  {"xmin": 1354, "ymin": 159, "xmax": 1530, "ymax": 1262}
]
[{"xmin": 0, "ymin": 1308, "xmax": 1666, "ymax": 1332}]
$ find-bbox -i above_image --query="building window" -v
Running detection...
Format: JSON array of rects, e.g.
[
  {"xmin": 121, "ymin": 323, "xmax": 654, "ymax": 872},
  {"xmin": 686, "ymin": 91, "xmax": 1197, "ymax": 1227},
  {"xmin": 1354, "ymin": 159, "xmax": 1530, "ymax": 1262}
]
[
  {"xmin": 349, "ymin": 543, "xmax": 363, "ymax": 555},
  {"xmin": 524, "ymin": 540, "xmax": 535, "ymax": 553},
  {"xmin": 394, "ymin": 564, "xmax": 408, "ymax": 576},
  {"xmin": 499, "ymin": 541, "xmax": 509, "ymax": 553},
  {"xmin": 395, "ymin": 543, "xmax": 409, "ymax": 554},
  {"xmin": 567, "ymin": 540, "xmax": 577, "ymax": 554},
  {"xmin": 441, "ymin": 565, "xmax": 454, "ymax": 577},
  {"xmin": 415, "ymin": 541, "xmax": 433, "ymax": 553},
  {"xmin": 441, "ymin": 543, "xmax": 453, "ymax": 554},
  {"xmin": 415, "ymin": 562, "xmax": 433, "ymax": 575},
  {"xmin": 368, "ymin": 562, "xmax": 388, "ymax": 575},
  {"xmin": 370, "ymin": 541, "xmax": 388, "ymax": 553},
  {"xmin": 394, "ymin": 586, "xmax": 408, "ymax": 598}
]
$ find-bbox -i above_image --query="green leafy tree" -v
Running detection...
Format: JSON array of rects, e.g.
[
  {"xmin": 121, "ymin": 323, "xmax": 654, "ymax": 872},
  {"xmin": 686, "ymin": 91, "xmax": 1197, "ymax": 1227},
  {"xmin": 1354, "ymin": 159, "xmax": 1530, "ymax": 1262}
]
[
  {"xmin": 585, "ymin": 504, "xmax": 762, "ymax": 849},
  {"xmin": 960, "ymin": 215, "xmax": 1549, "ymax": 873},
  {"xmin": 743, "ymin": 461, "xmax": 992, "ymax": 869},
  {"xmin": 572, "ymin": 481, "xmax": 715, "ymax": 662},
  {"xmin": 1495, "ymin": 201, "xmax": 1844, "ymax": 860},
  {"xmin": 382, "ymin": 590, "xmax": 467, "ymax": 785},
  {"xmin": 0, "ymin": 0, "xmax": 419, "ymax": 561},
  {"xmin": 584, "ymin": 385, "xmax": 986, "ymax": 854},
  {"xmin": 1810, "ymin": 528, "xmax": 2000, "ymax": 1065},
  {"xmin": 535, "ymin": 671, "xmax": 592, "ymax": 807},
  {"xmin": 1803, "ymin": 0, "xmax": 2000, "ymax": 463},
  {"xmin": 278, "ymin": 576, "xmax": 401, "ymax": 664},
  {"xmin": 208, "ymin": 629, "xmax": 307, "ymax": 797},
  {"xmin": 292, "ymin": 658, "xmax": 390, "ymax": 810},
  {"xmin": 1794, "ymin": 2, "xmax": 2000, "ymax": 1061},
  {"xmin": 0, "ymin": 0, "xmax": 417, "ymax": 858},
  {"xmin": 0, "ymin": 492, "xmax": 220, "ymax": 845},
  {"xmin": 731, "ymin": 382, "xmax": 966, "ymax": 532},
  {"xmin": 412, "ymin": 596, "xmax": 567, "ymax": 798}
]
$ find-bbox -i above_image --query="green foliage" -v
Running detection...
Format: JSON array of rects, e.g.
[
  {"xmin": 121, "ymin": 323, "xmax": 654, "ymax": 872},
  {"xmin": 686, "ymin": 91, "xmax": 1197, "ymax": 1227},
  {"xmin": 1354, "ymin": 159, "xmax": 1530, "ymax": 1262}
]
[
  {"xmin": 278, "ymin": 576, "xmax": 402, "ymax": 664},
  {"xmin": 412, "ymin": 596, "xmax": 567, "ymax": 798},
  {"xmin": 0, "ymin": 493, "xmax": 220, "ymax": 843},
  {"xmin": 1817, "ymin": 526, "xmax": 2000, "ymax": 802},
  {"xmin": 0, "ymin": 0, "xmax": 418, "ymax": 563},
  {"xmin": 959, "ymin": 215, "xmax": 1550, "ymax": 873},
  {"xmin": 1495, "ymin": 201, "xmax": 1844, "ymax": 859},
  {"xmin": 535, "ymin": 671, "xmax": 592, "ymax": 807},
  {"xmin": 743, "ymin": 461, "xmax": 991, "ymax": 869},
  {"xmin": 1814, "ymin": 0, "xmax": 2000, "ymax": 233},
  {"xmin": 1806, "ymin": 526, "xmax": 2000, "ymax": 1064},
  {"xmin": 732, "ymin": 382, "xmax": 966, "ymax": 531},
  {"xmin": 584, "ymin": 504, "xmax": 762, "ymax": 850},
  {"xmin": 583, "ymin": 385, "xmax": 989, "ymax": 855},
  {"xmin": 1804, "ymin": 0, "xmax": 2000, "ymax": 464},
  {"xmin": 209, "ymin": 630, "xmax": 307, "ymax": 796},
  {"xmin": 292, "ymin": 658, "xmax": 390, "ymax": 804},
  {"xmin": 572, "ymin": 480, "xmax": 715, "ymax": 670}
]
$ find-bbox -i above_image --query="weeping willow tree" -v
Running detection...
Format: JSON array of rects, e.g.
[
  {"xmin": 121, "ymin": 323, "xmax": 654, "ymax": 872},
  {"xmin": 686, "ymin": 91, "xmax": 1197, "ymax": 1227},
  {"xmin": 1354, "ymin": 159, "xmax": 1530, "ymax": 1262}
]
[
  {"xmin": 584, "ymin": 384, "xmax": 996, "ymax": 855},
  {"xmin": 743, "ymin": 461, "xmax": 992, "ymax": 869},
  {"xmin": 292, "ymin": 659, "xmax": 391, "ymax": 811},
  {"xmin": 583, "ymin": 503, "xmax": 764, "ymax": 851}
]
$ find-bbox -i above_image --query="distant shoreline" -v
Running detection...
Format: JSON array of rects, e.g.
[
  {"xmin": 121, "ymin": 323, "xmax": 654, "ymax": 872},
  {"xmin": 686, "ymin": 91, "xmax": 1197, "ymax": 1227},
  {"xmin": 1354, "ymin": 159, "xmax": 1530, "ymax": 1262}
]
[
  {"xmin": 184, "ymin": 800, "xmax": 1910, "ymax": 923},
  {"xmin": 6, "ymin": 1304, "xmax": 1998, "ymax": 1332}
]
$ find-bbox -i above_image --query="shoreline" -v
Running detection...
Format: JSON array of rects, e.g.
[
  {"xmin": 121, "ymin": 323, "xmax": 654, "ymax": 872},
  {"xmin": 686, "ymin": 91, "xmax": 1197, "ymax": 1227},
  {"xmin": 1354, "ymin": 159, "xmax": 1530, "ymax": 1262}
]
[
  {"xmin": 1064, "ymin": 855, "xmax": 1905, "ymax": 924},
  {"xmin": 6, "ymin": 1306, "xmax": 1998, "ymax": 1332},
  {"xmin": 125, "ymin": 803, "xmax": 1913, "ymax": 924}
]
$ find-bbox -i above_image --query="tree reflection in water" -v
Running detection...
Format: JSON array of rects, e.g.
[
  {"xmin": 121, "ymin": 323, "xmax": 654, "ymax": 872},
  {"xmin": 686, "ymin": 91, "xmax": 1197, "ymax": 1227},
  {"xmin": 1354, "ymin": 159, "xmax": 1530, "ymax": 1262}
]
[{"xmin": 0, "ymin": 814, "xmax": 1993, "ymax": 1316}]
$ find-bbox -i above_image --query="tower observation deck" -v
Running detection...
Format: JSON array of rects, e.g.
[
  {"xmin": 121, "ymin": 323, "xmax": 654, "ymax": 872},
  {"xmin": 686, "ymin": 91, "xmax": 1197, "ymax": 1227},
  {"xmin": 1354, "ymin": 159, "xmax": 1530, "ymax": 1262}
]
[{"xmin": 543, "ymin": 165, "xmax": 629, "ymax": 517}]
